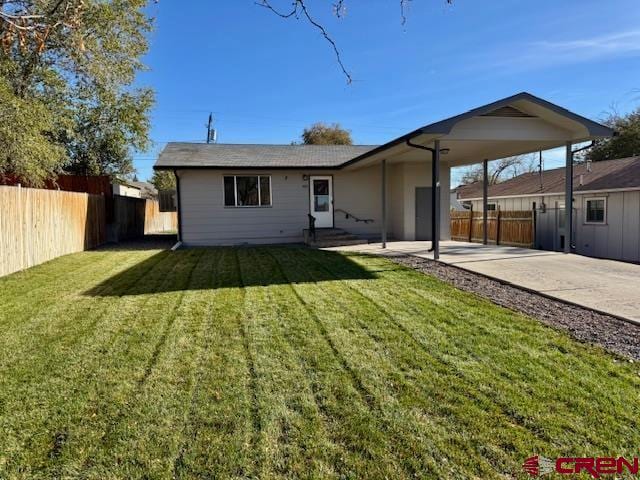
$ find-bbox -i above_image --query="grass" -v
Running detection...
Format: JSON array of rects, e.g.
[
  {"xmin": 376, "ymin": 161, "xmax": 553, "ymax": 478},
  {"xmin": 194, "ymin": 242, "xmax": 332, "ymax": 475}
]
[{"xmin": 0, "ymin": 245, "xmax": 638, "ymax": 479}]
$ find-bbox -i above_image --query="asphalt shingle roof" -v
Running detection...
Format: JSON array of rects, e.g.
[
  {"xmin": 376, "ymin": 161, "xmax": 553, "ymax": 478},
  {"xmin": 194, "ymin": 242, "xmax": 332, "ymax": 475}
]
[
  {"xmin": 456, "ymin": 157, "xmax": 640, "ymax": 199},
  {"xmin": 154, "ymin": 143, "xmax": 378, "ymax": 169}
]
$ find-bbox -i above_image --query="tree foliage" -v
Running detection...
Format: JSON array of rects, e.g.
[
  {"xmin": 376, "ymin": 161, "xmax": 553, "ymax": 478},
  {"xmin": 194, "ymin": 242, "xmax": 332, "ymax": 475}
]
[
  {"xmin": 587, "ymin": 108, "xmax": 640, "ymax": 162},
  {"xmin": 301, "ymin": 122, "xmax": 353, "ymax": 145},
  {"xmin": 150, "ymin": 170, "xmax": 176, "ymax": 191},
  {"xmin": 0, "ymin": 0, "xmax": 153, "ymax": 186},
  {"xmin": 458, "ymin": 155, "xmax": 537, "ymax": 186},
  {"xmin": 0, "ymin": 77, "xmax": 67, "ymax": 184}
]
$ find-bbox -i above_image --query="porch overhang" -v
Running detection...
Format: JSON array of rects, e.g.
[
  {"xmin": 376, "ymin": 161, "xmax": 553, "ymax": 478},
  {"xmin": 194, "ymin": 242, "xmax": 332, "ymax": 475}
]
[{"xmin": 341, "ymin": 92, "xmax": 614, "ymax": 170}]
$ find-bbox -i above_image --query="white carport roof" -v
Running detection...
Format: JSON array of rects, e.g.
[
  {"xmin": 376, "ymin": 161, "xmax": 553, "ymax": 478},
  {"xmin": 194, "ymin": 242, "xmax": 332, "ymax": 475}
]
[{"xmin": 343, "ymin": 92, "xmax": 615, "ymax": 170}]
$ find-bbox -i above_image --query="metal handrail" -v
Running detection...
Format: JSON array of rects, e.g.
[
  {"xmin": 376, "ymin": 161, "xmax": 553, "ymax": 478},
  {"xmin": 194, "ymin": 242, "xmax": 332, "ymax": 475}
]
[
  {"xmin": 307, "ymin": 214, "xmax": 316, "ymax": 241},
  {"xmin": 334, "ymin": 208, "xmax": 375, "ymax": 224}
]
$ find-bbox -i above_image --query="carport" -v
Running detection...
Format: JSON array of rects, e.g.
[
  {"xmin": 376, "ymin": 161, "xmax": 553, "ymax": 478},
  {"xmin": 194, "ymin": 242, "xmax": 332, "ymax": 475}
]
[{"xmin": 343, "ymin": 92, "xmax": 615, "ymax": 258}]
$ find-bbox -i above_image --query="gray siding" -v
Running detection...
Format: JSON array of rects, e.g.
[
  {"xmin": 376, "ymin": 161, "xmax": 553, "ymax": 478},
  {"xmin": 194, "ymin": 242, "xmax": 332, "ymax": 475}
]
[
  {"xmin": 179, "ymin": 170, "xmax": 308, "ymax": 245},
  {"xmin": 574, "ymin": 191, "xmax": 640, "ymax": 262},
  {"xmin": 177, "ymin": 162, "xmax": 452, "ymax": 246},
  {"xmin": 467, "ymin": 191, "xmax": 640, "ymax": 262},
  {"xmin": 178, "ymin": 166, "xmax": 391, "ymax": 246}
]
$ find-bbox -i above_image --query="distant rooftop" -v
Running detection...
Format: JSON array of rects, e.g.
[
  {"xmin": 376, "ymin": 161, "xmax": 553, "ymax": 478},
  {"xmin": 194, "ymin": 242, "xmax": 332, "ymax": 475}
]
[
  {"xmin": 456, "ymin": 157, "xmax": 640, "ymax": 199},
  {"xmin": 154, "ymin": 143, "xmax": 378, "ymax": 170}
]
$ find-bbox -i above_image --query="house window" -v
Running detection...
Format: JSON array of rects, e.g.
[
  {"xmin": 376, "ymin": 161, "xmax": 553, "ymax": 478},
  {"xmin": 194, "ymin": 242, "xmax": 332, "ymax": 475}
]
[
  {"xmin": 223, "ymin": 175, "xmax": 271, "ymax": 207},
  {"xmin": 585, "ymin": 197, "xmax": 606, "ymax": 224},
  {"xmin": 487, "ymin": 203, "xmax": 497, "ymax": 211}
]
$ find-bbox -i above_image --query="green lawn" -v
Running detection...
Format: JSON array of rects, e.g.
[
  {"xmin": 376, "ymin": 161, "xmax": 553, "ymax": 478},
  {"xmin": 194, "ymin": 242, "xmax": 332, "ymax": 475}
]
[{"xmin": 0, "ymin": 246, "xmax": 638, "ymax": 479}]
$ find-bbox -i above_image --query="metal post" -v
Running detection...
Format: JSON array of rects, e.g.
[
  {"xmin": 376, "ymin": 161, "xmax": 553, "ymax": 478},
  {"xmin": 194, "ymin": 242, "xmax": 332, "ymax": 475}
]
[
  {"xmin": 565, "ymin": 141, "xmax": 573, "ymax": 253},
  {"xmin": 432, "ymin": 140, "xmax": 441, "ymax": 260},
  {"xmin": 381, "ymin": 159, "xmax": 387, "ymax": 248},
  {"xmin": 482, "ymin": 159, "xmax": 488, "ymax": 245},
  {"xmin": 174, "ymin": 170, "xmax": 182, "ymax": 243}
]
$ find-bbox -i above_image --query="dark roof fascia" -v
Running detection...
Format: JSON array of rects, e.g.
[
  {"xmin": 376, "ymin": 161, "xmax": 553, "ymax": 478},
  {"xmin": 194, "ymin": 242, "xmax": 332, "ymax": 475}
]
[{"xmin": 154, "ymin": 164, "xmax": 342, "ymax": 171}]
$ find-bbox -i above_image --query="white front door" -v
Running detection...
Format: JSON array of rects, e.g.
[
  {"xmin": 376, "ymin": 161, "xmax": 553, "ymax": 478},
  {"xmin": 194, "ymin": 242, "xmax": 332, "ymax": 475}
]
[{"xmin": 309, "ymin": 176, "xmax": 333, "ymax": 228}]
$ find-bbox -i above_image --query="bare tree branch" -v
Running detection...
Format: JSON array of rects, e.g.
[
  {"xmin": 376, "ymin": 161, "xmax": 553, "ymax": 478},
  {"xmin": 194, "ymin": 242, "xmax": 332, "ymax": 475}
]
[
  {"xmin": 257, "ymin": 0, "xmax": 454, "ymax": 84},
  {"xmin": 257, "ymin": 0, "xmax": 352, "ymax": 84}
]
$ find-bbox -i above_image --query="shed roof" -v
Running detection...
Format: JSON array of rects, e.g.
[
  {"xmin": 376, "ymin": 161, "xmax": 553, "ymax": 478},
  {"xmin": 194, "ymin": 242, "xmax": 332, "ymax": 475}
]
[
  {"xmin": 456, "ymin": 157, "xmax": 640, "ymax": 199},
  {"xmin": 154, "ymin": 143, "xmax": 377, "ymax": 170}
]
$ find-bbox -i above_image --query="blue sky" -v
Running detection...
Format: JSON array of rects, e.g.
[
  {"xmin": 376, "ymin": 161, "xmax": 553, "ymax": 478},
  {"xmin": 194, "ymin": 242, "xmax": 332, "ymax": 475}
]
[{"xmin": 134, "ymin": 0, "xmax": 640, "ymax": 185}]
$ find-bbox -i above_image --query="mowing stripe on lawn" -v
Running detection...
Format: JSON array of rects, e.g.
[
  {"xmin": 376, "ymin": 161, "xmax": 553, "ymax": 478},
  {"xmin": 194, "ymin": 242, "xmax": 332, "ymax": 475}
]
[
  {"xmin": 171, "ymin": 248, "xmax": 255, "ymax": 479},
  {"xmin": 0, "ymin": 249, "xmax": 141, "ymax": 325},
  {"xmin": 73, "ymin": 249, "xmax": 222, "ymax": 479},
  {"xmin": 280, "ymin": 248, "xmax": 508, "ymax": 477},
  {"xmin": 72, "ymin": 249, "xmax": 206, "ymax": 478},
  {"xmin": 335, "ymin": 253, "xmax": 640, "ymax": 451},
  {"xmin": 236, "ymin": 247, "xmax": 361, "ymax": 479},
  {"xmin": 302, "ymin": 250, "xmax": 640, "ymax": 465},
  {"xmin": 0, "ymin": 250, "xmax": 191, "ymax": 478},
  {"xmin": 295, "ymin": 248, "xmax": 545, "ymax": 476},
  {"xmin": 267, "ymin": 247, "xmax": 445, "ymax": 479},
  {"xmin": 0, "ymin": 250, "xmax": 169, "ymax": 371}
]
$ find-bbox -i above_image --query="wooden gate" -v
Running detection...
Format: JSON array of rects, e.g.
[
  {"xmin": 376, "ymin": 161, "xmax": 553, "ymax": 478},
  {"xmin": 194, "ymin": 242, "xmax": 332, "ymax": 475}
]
[{"xmin": 451, "ymin": 209, "xmax": 534, "ymax": 247}]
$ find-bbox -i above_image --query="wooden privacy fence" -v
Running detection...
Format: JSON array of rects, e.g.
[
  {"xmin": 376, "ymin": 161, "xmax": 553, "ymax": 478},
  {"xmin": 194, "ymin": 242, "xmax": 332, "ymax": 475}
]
[
  {"xmin": 451, "ymin": 209, "xmax": 534, "ymax": 247},
  {"xmin": 111, "ymin": 195, "xmax": 177, "ymax": 241},
  {"xmin": 0, "ymin": 185, "xmax": 106, "ymax": 277}
]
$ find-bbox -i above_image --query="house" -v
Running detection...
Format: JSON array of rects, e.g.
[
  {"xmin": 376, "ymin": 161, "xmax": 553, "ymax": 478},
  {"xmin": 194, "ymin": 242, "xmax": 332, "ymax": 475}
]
[
  {"xmin": 456, "ymin": 157, "xmax": 640, "ymax": 262},
  {"xmin": 130, "ymin": 181, "xmax": 158, "ymax": 200},
  {"xmin": 112, "ymin": 181, "xmax": 143, "ymax": 198},
  {"xmin": 450, "ymin": 187, "xmax": 469, "ymax": 211},
  {"xmin": 153, "ymin": 92, "xmax": 614, "ymax": 257}
]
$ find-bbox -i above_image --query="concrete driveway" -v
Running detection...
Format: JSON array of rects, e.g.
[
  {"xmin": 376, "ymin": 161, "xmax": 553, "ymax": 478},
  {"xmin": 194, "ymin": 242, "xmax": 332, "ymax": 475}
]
[{"xmin": 329, "ymin": 241, "xmax": 640, "ymax": 324}]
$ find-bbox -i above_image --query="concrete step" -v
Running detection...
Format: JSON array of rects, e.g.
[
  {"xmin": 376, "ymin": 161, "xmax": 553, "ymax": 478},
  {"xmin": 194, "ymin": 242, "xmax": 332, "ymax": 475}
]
[
  {"xmin": 308, "ymin": 238, "xmax": 369, "ymax": 248},
  {"xmin": 304, "ymin": 228, "xmax": 369, "ymax": 247}
]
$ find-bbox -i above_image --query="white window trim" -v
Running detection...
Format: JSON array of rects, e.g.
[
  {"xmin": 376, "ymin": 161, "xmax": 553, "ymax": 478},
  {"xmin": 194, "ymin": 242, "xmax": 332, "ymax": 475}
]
[
  {"xmin": 584, "ymin": 196, "xmax": 607, "ymax": 225},
  {"xmin": 486, "ymin": 203, "xmax": 497, "ymax": 211},
  {"xmin": 224, "ymin": 175, "xmax": 272, "ymax": 208}
]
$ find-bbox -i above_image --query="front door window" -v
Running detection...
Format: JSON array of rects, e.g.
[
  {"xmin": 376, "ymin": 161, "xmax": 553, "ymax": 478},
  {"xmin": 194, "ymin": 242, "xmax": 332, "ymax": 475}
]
[
  {"xmin": 313, "ymin": 180, "xmax": 330, "ymax": 212},
  {"xmin": 309, "ymin": 176, "xmax": 333, "ymax": 228}
]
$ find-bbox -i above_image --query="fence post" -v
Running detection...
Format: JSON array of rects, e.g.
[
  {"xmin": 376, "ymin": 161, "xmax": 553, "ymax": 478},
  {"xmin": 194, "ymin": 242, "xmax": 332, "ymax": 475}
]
[
  {"xmin": 532, "ymin": 206, "xmax": 537, "ymax": 249},
  {"xmin": 496, "ymin": 207, "xmax": 501, "ymax": 246},
  {"xmin": 468, "ymin": 205, "xmax": 473, "ymax": 243}
]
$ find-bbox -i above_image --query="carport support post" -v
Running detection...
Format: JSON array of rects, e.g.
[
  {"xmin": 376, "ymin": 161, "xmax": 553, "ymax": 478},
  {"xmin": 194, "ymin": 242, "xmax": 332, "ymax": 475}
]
[
  {"xmin": 564, "ymin": 141, "xmax": 573, "ymax": 253},
  {"xmin": 482, "ymin": 159, "xmax": 488, "ymax": 245},
  {"xmin": 432, "ymin": 140, "xmax": 441, "ymax": 260},
  {"xmin": 381, "ymin": 159, "xmax": 387, "ymax": 248}
]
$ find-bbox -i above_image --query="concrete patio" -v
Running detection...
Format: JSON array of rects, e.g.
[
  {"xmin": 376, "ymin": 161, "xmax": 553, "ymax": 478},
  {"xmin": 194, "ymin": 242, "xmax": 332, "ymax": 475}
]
[{"xmin": 327, "ymin": 241, "xmax": 640, "ymax": 324}]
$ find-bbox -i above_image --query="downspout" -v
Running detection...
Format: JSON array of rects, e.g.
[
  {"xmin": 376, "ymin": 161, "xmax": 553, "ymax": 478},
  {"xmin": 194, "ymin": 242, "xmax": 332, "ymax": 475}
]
[{"xmin": 174, "ymin": 169, "xmax": 183, "ymax": 244}]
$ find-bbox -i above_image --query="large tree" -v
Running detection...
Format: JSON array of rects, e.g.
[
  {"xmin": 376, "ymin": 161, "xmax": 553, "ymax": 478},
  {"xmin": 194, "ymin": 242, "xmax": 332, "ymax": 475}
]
[
  {"xmin": 150, "ymin": 170, "xmax": 176, "ymax": 191},
  {"xmin": 587, "ymin": 108, "xmax": 640, "ymax": 162},
  {"xmin": 458, "ymin": 155, "xmax": 538, "ymax": 186},
  {"xmin": 0, "ymin": 0, "xmax": 153, "ymax": 186},
  {"xmin": 300, "ymin": 122, "xmax": 353, "ymax": 145}
]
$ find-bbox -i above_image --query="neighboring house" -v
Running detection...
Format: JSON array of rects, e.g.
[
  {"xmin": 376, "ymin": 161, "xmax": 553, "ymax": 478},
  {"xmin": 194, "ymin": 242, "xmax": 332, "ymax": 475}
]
[
  {"xmin": 112, "ymin": 182, "xmax": 142, "ymax": 198},
  {"xmin": 153, "ymin": 92, "xmax": 613, "ymax": 251},
  {"xmin": 130, "ymin": 181, "xmax": 158, "ymax": 200},
  {"xmin": 450, "ymin": 187, "xmax": 470, "ymax": 211},
  {"xmin": 456, "ymin": 157, "xmax": 640, "ymax": 262}
]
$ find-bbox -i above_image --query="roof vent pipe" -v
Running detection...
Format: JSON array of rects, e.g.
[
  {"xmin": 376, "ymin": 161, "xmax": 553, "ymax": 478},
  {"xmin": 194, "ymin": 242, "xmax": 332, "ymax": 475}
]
[{"xmin": 579, "ymin": 174, "xmax": 584, "ymax": 186}]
